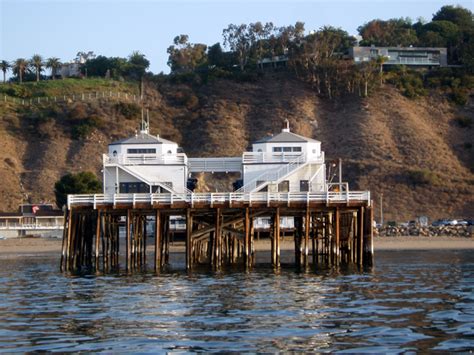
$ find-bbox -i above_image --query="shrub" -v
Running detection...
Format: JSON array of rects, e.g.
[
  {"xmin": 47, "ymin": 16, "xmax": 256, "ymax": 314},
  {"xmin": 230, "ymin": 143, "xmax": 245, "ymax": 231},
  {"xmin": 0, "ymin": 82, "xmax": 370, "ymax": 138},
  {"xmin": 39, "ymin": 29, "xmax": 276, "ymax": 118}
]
[
  {"xmin": 454, "ymin": 116, "xmax": 472, "ymax": 128},
  {"xmin": 71, "ymin": 115, "xmax": 103, "ymax": 139},
  {"xmin": 54, "ymin": 171, "xmax": 101, "ymax": 208},
  {"xmin": 407, "ymin": 169, "xmax": 439, "ymax": 186},
  {"xmin": 449, "ymin": 88, "xmax": 469, "ymax": 106},
  {"xmin": 115, "ymin": 102, "xmax": 141, "ymax": 119}
]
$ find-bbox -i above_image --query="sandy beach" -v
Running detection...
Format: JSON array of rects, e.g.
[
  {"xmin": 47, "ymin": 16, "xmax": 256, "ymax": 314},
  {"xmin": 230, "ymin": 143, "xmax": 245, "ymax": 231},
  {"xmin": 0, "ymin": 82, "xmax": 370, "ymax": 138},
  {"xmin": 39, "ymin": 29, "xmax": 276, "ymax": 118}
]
[{"xmin": 0, "ymin": 235, "xmax": 473, "ymax": 260}]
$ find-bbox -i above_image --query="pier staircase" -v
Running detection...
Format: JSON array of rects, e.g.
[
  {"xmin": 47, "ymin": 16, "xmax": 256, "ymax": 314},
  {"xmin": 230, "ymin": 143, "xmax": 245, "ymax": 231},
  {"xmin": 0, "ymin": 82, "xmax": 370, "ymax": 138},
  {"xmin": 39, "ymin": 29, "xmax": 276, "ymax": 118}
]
[
  {"xmin": 115, "ymin": 164, "xmax": 192, "ymax": 196},
  {"xmin": 236, "ymin": 154, "xmax": 309, "ymax": 193}
]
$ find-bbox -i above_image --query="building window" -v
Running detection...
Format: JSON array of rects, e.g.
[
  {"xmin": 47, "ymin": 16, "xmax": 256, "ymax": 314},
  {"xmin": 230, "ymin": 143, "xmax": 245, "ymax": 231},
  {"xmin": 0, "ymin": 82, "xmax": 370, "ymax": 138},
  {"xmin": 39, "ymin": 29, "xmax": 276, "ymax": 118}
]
[
  {"xmin": 119, "ymin": 182, "xmax": 149, "ymax": 193},
  {"xmin": 127, "ymin": 148, "xmax": 156, "ymax": 154},
  {"xmin": 113, "ymin": 150, "xmax": 117, "ymax": 157},
  {"xmin": 272, "ymin": 146, "xmax": 302, "ymax": 153},
  {"xmin": 300, "ymin": 180, "xmax": 309, "ymax": 192},
  {"xmin": 278, "ymin": 180, "xmax": 289, "ymax": 192}
]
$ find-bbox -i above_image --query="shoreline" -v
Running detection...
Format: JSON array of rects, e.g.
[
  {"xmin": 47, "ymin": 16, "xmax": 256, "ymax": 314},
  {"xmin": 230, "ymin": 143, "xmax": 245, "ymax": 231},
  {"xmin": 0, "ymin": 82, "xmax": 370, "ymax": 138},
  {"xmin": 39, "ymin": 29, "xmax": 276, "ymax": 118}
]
[{"xmin": 0, "ymin": 235, "xmax": 473, "ymax": 260}]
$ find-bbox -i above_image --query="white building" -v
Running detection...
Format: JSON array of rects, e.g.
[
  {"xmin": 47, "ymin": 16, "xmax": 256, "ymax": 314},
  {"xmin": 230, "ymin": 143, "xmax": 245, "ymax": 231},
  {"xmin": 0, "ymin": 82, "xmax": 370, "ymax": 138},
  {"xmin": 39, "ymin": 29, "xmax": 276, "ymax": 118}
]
[
  {"xmin": 103, "ymin": 124, "xmax": 188, "ymax": 194},
  {"xmin": 102, "ymin": 120, "xmax": 328, "ymax": 197},
  {"xmin": 240, "ymin": 121, "xmax": 326, "ymax": 193}
]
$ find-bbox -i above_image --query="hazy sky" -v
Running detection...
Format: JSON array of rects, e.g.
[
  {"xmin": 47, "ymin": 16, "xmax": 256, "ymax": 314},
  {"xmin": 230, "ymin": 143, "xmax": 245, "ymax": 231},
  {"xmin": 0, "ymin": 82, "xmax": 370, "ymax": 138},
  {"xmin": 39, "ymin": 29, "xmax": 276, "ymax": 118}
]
[{"xmin": 1, "ymin": 0, "xmax": 472, "ymax": 74}]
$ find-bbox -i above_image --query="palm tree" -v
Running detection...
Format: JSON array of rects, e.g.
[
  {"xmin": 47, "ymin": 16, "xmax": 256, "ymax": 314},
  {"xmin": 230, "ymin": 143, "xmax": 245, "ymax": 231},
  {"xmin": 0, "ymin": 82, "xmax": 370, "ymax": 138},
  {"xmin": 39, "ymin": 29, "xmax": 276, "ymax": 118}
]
[
  {"xmin": 30, "ymin": 54, "xmax": 44, "ymax": 82},
  {"xmin": 0, "ymin": 60, "xmax": 10, "ymax": 83},
  {"xmin": 46, "ymin": 57, "xmax": 61, "ymax": 80},
  {"xmin": 375, "ymin": 55, "xmax": 388, "ymax": 85},
  {"xmin": 14, "ymin": 58, "xmax": 28, "ymax": 83}
]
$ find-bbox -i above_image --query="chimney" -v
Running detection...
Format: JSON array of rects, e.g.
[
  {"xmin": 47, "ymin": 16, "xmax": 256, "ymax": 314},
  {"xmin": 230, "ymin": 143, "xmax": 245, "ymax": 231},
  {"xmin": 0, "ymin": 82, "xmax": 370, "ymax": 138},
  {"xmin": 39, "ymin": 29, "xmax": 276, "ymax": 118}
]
[{"xmin": 282, "ymin": 119, "xmax": 290, "ymax": 133}]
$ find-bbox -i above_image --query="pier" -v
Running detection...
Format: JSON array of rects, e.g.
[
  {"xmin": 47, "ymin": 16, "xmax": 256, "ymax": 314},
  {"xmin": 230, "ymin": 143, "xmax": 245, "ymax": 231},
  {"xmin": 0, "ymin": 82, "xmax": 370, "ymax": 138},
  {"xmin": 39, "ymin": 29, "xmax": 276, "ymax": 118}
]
[
  {"xmin": 61, "ymin": 192, "xmax": 373, "ymax": 272},
  {"xmin": 61, "ymin": 119, "xmax": 374, "ymax": 272}
]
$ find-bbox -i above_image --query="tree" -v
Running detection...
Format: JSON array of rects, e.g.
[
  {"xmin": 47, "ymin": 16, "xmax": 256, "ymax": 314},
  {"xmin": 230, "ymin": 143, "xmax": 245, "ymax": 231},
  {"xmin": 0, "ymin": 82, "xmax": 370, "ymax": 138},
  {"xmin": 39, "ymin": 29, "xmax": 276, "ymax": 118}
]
[
  {"xmin": 167, "ymin": 35, "xmax": 207, "ymax": 73},
  {"xmin": 223, "ymin": 24, "xmax": 252, "ymax": 71},
  {"xmin": 433, "ymin": 5, "xmax": 473, "ymax": 29},
  {"xmin": 358, "ymin": 18, "xmax": 418, "ymax": 46},
  {"xmin": 13, "ymin": 58, "xmax": 28, "ymax": 83},
  {"xmin": 375, "ymin": 55, "xmax": 388, "ymax": 84},
  {"xmin": 0, "ymin": 60, "xmax": 10, "ymax": 83},
  {"xmin": 54, "ymin": 172, "xmax": 102, "ymax": 208},
  {"xmin": 126, "ymin": 51, "xmax": 150, "ymax": 80},
  {"xmin": 30, "ymin": 54, "xmax": 44, "ymax": 82},
  {"xmin": 46, "ymin": 57, "xmax": 61, "ymax": 80}
]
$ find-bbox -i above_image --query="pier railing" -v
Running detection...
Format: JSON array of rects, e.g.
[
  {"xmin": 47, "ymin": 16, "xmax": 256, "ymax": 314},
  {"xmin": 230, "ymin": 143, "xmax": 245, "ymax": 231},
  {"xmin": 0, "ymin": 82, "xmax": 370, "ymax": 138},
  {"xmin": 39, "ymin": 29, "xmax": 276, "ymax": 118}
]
[
  {"xmin": 103, "ymin": 153, "xmax": 187, "ymax": 166},
  {"xmin": 68, "ymin": 191, "xmax": 371, "ymax": 209}
]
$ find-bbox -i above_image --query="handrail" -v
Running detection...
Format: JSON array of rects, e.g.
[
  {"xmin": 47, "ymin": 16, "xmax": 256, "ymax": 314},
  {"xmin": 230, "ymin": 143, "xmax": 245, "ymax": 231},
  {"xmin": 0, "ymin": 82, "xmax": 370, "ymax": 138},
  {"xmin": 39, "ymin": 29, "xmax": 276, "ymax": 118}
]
[
  {"xmin": 67, "ymin": 191, "xmax": 371, "ymax": 209},
  {"xmin": 103, "ymin": 153, "xmax": 188, "ymax": 166},
  {"xmin": 236, "ymin": 154, "xmax": 309, "ymax": 193}
]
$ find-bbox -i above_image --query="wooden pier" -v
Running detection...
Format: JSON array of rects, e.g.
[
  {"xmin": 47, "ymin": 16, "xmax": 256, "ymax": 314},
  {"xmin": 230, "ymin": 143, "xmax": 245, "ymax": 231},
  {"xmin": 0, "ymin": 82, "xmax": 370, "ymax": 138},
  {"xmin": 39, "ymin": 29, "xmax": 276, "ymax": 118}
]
[{"xmin": 61, "ymin": 192, "xmax": 374, "ymax": 272}]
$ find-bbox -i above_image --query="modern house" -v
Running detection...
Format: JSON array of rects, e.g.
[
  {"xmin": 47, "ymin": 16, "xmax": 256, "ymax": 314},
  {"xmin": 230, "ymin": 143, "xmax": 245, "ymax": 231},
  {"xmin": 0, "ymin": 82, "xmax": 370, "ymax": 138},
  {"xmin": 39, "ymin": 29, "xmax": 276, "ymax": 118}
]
[{"xmin": 349, "ymin": 46, "xmax": 448, "ymax": 67}]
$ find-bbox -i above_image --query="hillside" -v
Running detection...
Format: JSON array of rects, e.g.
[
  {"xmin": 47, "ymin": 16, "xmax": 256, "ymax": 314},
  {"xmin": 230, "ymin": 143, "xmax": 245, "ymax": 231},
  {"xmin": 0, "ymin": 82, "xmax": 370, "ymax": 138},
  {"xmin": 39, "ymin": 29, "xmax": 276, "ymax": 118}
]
[{"xmin": 0, "ymin": 75, "xmax": 472, "ymax": 221}]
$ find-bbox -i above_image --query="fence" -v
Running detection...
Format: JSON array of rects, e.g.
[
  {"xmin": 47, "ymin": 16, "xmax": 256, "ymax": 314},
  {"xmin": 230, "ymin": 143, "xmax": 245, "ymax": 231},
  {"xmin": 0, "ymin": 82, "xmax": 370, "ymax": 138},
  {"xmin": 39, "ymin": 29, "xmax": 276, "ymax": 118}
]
[{"xmin": 1, "ymin": 91, "xmax": 142, "ymax": 106}]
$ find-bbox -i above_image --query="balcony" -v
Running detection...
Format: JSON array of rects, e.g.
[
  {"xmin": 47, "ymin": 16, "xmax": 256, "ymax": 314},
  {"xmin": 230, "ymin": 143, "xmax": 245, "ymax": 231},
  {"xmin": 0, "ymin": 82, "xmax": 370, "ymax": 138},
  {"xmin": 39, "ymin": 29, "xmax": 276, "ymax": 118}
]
[
  {"xmin": 242, "ymin": 152, "xmax": 324, "ymax": 164},
  {"xmin": 103, "ymin": 153, "xmax": 187, "ymax": 166}
]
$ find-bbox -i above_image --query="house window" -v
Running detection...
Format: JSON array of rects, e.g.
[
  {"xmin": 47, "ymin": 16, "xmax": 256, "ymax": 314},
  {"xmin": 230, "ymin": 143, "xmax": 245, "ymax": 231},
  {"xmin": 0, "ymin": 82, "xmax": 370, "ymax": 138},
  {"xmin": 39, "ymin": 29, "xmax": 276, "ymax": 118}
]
[
  {"xmin": 278, "ymin": 180, "xmax": 289, "ymax": 192},
  {"xmin": 300, "ymin": 180, "xmax": 309, "ymax": 192},
  {"xmin": 272, "ymin": 146, "xmax": 302, "ymax": 153},
  {"xmin": 119, "ymin": 182, "xmax": 149, "ymax": 193},
  {"xmin": 127, "ymin": 148, "xmax": 156, "ymax": 154},
  {"xmin": 113, "ymin": 150, "xmax": 117, "ymax": 157}
]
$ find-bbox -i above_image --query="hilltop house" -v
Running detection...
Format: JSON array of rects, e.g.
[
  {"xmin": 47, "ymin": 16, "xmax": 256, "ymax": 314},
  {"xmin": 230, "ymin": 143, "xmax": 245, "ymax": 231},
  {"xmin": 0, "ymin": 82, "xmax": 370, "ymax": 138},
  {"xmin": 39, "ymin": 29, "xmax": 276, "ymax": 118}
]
[{"xmin": 349, "ymin": 46, "xmax": 448, "ymax": 67}]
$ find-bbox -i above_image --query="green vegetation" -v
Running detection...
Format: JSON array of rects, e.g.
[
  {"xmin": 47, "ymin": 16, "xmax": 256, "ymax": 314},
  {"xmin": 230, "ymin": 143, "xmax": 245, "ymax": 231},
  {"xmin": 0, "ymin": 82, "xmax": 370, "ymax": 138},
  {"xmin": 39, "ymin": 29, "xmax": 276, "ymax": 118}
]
[
  {"xmin": 115, "ymin": 102, "xmax": 141, "ymax": 119},
  {"xmin": 54, "ymin": 172, "xmax": 101, "ymax": 208},
  {"xmin": 0, "ymin": 78, "xmax": 139, "ymax": 98},
  {"xmin": 454, "ymin": 116, "xmax": 473, "ymax": 128},
  {"xmin": 407, "ymin": 169, "xmax": 440, "ymax": 186},
  {"xmin": 0, "ymin": 4, "xmax": 472, "ymax": 103}
]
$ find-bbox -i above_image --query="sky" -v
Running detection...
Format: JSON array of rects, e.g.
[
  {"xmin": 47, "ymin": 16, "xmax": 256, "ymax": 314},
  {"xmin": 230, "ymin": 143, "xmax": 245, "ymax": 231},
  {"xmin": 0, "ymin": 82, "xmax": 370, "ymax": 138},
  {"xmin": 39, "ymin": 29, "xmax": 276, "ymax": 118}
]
[{"xmin": 1, "ymin": 0, "xmax": 473, "ymax": 75}]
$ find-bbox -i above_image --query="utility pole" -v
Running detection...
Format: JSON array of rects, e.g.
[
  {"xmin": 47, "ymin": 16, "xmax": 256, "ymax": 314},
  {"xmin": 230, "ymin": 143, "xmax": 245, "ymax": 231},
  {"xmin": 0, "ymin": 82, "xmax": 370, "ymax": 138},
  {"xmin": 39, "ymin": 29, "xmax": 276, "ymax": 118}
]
[{"xmin": 380, "ymin": 193, "xmax": 384, "ymax": 226}]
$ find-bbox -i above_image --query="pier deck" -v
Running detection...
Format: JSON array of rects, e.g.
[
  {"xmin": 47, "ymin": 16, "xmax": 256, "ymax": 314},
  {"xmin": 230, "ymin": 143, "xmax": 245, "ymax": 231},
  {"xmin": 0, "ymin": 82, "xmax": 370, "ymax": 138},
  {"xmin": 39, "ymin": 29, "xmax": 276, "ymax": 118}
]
[{"xmin": 62, "ymin": 192, "xmax": 374, "ymax": 273}]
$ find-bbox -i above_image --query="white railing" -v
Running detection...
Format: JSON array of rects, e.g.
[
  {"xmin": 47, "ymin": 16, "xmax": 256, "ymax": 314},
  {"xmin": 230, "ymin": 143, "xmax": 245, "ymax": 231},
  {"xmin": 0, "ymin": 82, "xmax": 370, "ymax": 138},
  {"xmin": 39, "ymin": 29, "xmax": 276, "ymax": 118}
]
[
  {"xmin": 68, "ymin": 191, "xmax": 371, "ymax": 209},
  {"xmin": 242, "ymin": 152, "xmax": 324, "ymax": 164},
  {"xmin": 237, "ymin": 154, "xmax": 310, "ymax": 193},
  {"xmin": 103, "ymin": 153, "xmax": 187, "ymax": 166},
  {"xmin": 0, "ymin": 222, "xmax": 64, "ymax": 230},
  {"xmin": 188, "ymin": 157, "xmax": 242, "ymax": 173}
]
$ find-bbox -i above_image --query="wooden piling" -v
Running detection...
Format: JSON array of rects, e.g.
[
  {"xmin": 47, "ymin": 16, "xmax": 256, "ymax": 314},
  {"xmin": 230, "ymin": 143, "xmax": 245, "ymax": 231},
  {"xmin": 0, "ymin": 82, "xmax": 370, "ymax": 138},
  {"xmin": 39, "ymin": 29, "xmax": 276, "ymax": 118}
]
[
  {"xmin": 126, "ymin": 209, "xmax": 131, "ymax": 271},
  {"xmin": 154, "ymin": 210, "xmax": 161, "ymax": 271},
  {"xmin": 186, "ymin": 209, "xmax": 193, "ymax": 270}
]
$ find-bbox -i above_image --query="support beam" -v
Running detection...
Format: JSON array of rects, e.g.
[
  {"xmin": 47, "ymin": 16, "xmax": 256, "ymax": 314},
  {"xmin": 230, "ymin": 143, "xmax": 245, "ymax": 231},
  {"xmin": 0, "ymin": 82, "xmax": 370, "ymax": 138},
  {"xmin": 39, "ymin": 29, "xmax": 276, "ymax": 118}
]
[
  {"xmin": 126, "ymin": 209, "xmax": 131, "ymax": 271},
  {"xmin": 244, "ymin": 208, "xmax": 250, "ymax": 268},
  {"xmin": 304, "ymin": 207, "xmax": 310, "ymax": 268},
  {"xmin": 95, "ymin": 210, "xmax": 101, "ymax": 270},
  {"xmin": 335, "ymin": 207, "xmax": 340, "ymax": 265},
  {"xmin": 358, "ymin": 206, "xmax": 364, "ymax": 266},
  {"xmin": 186, "ymin": 209, "xmax": 193, "ymax": 270},
  {"xmin": 154, "ymin": 210, "xmax": 161, "ymax": 272},
  {"xmin": 275, "ymin": 207, "xmax": 280, "ymax": 268}
]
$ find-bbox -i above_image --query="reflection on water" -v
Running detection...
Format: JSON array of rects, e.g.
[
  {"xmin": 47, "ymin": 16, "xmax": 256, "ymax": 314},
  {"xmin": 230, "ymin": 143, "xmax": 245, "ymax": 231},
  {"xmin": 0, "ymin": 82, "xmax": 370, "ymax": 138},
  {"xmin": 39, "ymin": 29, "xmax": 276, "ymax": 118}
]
[{"xmin": 0, "ymin": 250, "xmax": 473, "ymax": 352}]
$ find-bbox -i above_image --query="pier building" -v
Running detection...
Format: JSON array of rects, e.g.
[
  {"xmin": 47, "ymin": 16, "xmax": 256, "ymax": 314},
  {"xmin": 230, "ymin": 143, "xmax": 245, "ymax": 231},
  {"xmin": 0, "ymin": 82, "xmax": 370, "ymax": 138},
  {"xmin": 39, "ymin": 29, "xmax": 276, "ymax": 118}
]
[{"xmin": 63, "ymin": 119, "xmax": 373, "ymax": 272}]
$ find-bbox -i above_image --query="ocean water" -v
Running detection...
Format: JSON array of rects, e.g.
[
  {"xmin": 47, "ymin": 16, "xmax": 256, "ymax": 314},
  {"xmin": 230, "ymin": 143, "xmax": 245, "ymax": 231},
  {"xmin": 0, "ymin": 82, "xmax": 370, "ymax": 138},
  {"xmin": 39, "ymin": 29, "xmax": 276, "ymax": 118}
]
[{"xmin": 0, "ymin": 250, "xmax": 473, "ymax": 352}]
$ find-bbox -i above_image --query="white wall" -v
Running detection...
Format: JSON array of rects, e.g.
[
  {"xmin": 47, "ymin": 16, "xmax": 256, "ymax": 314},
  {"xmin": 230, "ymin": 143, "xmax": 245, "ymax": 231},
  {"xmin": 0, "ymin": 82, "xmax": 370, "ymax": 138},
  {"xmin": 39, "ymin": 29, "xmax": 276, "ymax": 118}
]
[
  {"xmin": 243, "ymin": 163, "xmax": 326, "ymax": 192},
  {"xmin": 103, "ymin": 165, "xmax": 187, "ymax": 193}
]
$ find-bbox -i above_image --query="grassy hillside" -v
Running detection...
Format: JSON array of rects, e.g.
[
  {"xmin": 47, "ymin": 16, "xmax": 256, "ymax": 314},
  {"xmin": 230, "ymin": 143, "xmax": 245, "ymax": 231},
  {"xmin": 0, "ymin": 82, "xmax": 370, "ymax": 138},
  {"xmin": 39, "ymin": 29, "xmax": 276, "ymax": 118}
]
[{"xmin": 0, "ymin": 75, "xmax": 472, "ymax": 222}]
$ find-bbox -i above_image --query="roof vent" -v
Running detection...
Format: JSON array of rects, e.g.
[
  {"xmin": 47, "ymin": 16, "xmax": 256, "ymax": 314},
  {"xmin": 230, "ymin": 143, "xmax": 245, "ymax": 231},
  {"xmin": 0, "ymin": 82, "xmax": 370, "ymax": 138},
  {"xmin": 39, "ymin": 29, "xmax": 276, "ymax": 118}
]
[{"xmin": 282, "ymin": 119, "xmax": 290, "ymax": 133}]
